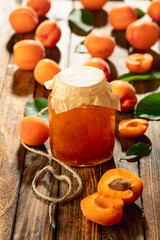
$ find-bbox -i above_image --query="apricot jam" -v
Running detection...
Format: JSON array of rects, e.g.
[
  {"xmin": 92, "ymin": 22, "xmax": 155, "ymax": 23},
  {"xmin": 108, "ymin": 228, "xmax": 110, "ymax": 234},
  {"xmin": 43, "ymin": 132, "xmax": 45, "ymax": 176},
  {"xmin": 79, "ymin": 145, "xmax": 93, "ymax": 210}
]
[
  {"xmin": 48, "ymin": 98, "xmax": 115, "ymax": 166},
  {"xmin": 46, "ymin": 66, "xmax": 120, "ymax": 167}
]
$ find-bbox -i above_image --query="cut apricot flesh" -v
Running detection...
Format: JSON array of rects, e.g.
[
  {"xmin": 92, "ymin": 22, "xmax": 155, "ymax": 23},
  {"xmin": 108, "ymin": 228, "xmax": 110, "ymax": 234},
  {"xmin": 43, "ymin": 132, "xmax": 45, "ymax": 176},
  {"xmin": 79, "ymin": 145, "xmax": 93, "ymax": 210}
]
[
  {"xmin": 81, "ymin": 192, "xmax": 124, "ymax": 226},
  {"xmin": 98, "ymin": 168, "xmax": 143, "ymax": 204},
  {"xmin": 119, "ymin": 119, "xmax": 149, "ymax": 138}
]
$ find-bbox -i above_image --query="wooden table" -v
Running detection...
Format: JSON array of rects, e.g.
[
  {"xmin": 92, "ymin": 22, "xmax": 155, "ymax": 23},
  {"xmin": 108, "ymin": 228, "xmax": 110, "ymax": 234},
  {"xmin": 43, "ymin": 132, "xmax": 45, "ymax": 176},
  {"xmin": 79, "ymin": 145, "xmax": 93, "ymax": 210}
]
[{"xmin": 0, "ymin": 0, "xmax": 160, "ymax": 239}]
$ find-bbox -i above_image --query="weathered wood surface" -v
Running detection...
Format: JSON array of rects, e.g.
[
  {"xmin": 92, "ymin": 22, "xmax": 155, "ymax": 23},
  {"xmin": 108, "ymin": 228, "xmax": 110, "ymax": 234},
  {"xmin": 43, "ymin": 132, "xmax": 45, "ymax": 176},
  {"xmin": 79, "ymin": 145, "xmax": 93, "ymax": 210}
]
[{"xmin": 0, "ymin": 0, "xmax": 159, "ymax": 240}]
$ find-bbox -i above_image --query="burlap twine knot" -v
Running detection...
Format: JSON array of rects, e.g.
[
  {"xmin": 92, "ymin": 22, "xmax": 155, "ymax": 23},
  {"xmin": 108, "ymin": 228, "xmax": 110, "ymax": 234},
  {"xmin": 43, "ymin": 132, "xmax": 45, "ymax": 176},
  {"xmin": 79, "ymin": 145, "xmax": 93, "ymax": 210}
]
[{"xmin": 22, "ymin": 107, "xmax": 82, "ymax": 228}]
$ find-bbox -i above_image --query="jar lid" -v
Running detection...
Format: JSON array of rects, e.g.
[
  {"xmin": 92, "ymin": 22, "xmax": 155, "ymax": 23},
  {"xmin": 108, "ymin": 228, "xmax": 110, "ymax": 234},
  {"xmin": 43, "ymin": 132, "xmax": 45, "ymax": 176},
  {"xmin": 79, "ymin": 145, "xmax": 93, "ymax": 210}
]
[{"xmin": 45, "ymin": 66, "xmax": 120, "ymax": 114}]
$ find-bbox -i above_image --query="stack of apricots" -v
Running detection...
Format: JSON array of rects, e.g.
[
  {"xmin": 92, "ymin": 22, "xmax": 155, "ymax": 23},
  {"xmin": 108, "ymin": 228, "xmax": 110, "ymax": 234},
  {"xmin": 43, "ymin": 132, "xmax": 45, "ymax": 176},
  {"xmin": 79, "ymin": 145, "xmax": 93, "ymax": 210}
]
[{"xmin": 8, "ymin": 0, "xmax": 159, "ymax": 227}]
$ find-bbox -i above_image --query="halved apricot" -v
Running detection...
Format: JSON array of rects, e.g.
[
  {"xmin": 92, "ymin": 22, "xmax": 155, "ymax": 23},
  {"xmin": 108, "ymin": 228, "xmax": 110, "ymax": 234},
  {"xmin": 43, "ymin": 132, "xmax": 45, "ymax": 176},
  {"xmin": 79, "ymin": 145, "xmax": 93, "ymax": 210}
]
[
  {"xmin": 98, "ymin": 168, "xmax": 143, "ymax": 204},
  {"xmin": 126, "ymin": 53, "xmax": 153, "ymax": 73},
  {"xmin": 81, "ymin": 192, "xmax": 124, "ymax": 226},
  {"xmin": 119, "ymin": 119, "xmax": 149, "ymax": 138}
]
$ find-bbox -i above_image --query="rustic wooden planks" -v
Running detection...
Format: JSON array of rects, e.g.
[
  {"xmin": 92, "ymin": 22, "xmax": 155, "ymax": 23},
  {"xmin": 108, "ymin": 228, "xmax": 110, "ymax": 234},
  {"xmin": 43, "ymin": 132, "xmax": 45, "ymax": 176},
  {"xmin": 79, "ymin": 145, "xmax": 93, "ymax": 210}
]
[
  {"xmin": 0, "ymin": 0, "xmax": 37, "ymax": 239},
  {"xmin": 0, "ymin": 0, "xmax": 159, "ymax": 240},
  {"xmin": 12, "ymin": 1, "xmax": 73, "ymax": 240}
]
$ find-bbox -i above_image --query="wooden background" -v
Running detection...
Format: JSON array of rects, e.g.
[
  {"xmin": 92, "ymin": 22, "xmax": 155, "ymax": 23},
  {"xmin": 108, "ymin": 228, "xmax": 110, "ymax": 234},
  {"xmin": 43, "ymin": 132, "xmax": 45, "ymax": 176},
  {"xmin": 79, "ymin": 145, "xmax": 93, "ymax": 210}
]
[{"xmin": 0, "ymin": 0, "xmax": 160, "ymax": 239}]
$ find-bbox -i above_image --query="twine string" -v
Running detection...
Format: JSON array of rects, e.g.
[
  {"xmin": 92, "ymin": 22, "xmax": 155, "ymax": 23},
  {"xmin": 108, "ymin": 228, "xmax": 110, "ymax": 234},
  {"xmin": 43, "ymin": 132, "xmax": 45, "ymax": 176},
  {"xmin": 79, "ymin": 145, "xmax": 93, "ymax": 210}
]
[{"xmin": 21, "ymin": 107, "xmax": 83, "ymax": 228}]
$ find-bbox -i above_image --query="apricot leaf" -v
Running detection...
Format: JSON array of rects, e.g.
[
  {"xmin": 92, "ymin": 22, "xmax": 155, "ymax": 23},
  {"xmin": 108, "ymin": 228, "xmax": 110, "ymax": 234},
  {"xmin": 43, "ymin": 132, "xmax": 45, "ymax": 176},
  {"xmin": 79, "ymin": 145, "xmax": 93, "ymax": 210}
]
[
  {"xmin": 126, "ymin": 143, "xmax": 152, "ymax": 157},
  {"xmin": 25, "ymin": 98, "xmax": 49, "ymax": 122},
  {"xmin": 68, "ymin": 9, "xmax": 94, "ymax": 36},
  {"xmin": 135, "ymin": 92, "xmax": 160, "ymax": 120},
  {"xmin": 117, "ymin": 71, "xmax": 160, "ymax": 82},
  {"xmin": 135, "ymin": 8, "xmax": 145, "ymax": 19},
  {"xmin": 75, "ymin": 40, "xmax": 88, "ymax": 53}
]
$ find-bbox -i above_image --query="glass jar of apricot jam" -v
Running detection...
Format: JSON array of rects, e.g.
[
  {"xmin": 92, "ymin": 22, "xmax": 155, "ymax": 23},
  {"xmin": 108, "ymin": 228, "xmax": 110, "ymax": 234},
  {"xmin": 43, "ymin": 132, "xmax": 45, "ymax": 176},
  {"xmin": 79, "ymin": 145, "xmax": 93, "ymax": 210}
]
[{"xmin": 45, "ymin": 66, "xmax": 120, "ymax": 167}]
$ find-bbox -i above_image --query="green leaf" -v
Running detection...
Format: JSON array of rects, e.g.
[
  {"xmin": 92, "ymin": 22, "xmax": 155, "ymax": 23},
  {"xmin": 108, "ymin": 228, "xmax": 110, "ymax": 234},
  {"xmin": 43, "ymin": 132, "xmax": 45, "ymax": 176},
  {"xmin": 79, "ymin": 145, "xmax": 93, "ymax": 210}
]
[
  {"xmin": 24, "ymin": 98, "xmax": 49, "ymax": 122},
  {"xmin": 135, "ymin": 92, "xmax": 160, "ymax": 120},
  {"xmin": 126, "ymin": 142, "xmax": 152, "ymax": 158},
  {"xmin": 75, "ymin": 40, "xmax": 88, "ymax": 53},
  {"xmin": 135, "ymin": 8, "xmax": 145, "ymax": 19},
  {"xmin": 68, "ymin": 9, "xmax": 94, "ymax": 36},
  {"xmin": 117, "ymin": 71, "xmax": 160, "ymax": 82}
]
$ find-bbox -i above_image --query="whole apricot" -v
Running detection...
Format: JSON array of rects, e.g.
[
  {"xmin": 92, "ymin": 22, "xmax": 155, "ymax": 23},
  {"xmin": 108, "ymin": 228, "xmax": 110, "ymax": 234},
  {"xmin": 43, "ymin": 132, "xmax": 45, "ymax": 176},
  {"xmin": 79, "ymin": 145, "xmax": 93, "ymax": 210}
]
[
  {"xmin": 109, "ymin": 4, "xmax": 137, "ymax": 30},
  {"xmin": 9, "ymin": 6, "xmax": 38, "ymax": 33},
  {"xmin": 84, "ymin": 30, "xmax": 115, "ymax": 59},
  {"xmin": 80, "ymin": 0, "xmax": 108, "ymax": 10},
  {"xmin": 34, "ymin": 59, "xmax": 61, "ymax": 85},
  {"xmin": 126, "ymin": 21, "xmax": 159, "ymax": 50},
  {"xmin": 148, "ymin": 0, "xmax": 160, "ymax": 23},
  {"xmin": 36, "ymin": 19, "xmax": 61, "ymax": 47},
  {"xmin": 14, "ymin": 40, "xmax": 45, "ymax": 70},
  {"xmin": 119, "ymin": 119, "xmax": 149, "ymax": 138},
  {"xmin": 83, "ymin": 58, "xmax": 110, "ymax": 80},
  {"xmin": 27, "ymin": 0, "xmax": 51, "ymax": 18},
  {"xmin": 111, "ymin": 80, "xmax": 137, "ymax": 112},
  {"xmin": 126, "ymin": 53, "xmax": 153, "ymax": 73},
  {"xmin": 19, "ymin": 116, "xmax": 49, "ymax": 146},
  {"xmin": 81, "ymin": 192, "xmax": 124, "ymax": 226}
]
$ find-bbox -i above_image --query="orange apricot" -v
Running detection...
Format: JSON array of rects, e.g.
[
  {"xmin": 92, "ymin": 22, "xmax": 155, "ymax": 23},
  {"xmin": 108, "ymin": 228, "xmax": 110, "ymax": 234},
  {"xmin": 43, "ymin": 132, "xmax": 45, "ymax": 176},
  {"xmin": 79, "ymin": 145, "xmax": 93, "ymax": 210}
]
[
  {"xmin": 36, "ymin": 19, "xmax": 61, "ymax": 47},
  {"xmin": 14, "ymin": 40, "xmax": 45, "ymax": 70},
  {"xmin": 126, "ymin": 53, "xmax": 153, "ymax": 73},
  {"xmin": 98, "ymin": 168, "xmax": 143, "ymax": 204},
  {"xmin": 81, "ymin": 192, "xmax": 124, "ymax": 226},
  {"xmin": 27, "ymin": 0, "xmax": 51, "ymax": 18},
  {"xmin": 119, "ymin": 119, "xmax": 149, "ymax": 138},
  {"xmin": 83, "ymin": 58, "xmax": 110, "ymax": 80},
  {"xmin": 84, "ymin": 30, "xmax": 115, "ymax": 59},
  {"xmin": 126, "ymin": 21, "xmax": 160, "ymax": 50},
  {"xmin": 109, "ymin": 4, "xmax": 137, "ymax": 30},
  {"xmin": 34, "ymin": 59, "xmax": 61, "ymax": 85},
  {"xmin": 80, "ymin": 0, "xmax": 108, "ymax": 10},
  {"xmin": 148, "ymin": 0, "xmax": 160, "ymax": 23},
  {"xmin": 9, "ymin": 6, "xmax": 38, "ymax": 33},
  {"xmin": 111, "ymin": 80, "xmax": 137, "ymax": 112},
  {"xmin": 19, "ymin": 116, "xmax": 49, "ymax": 146}
]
